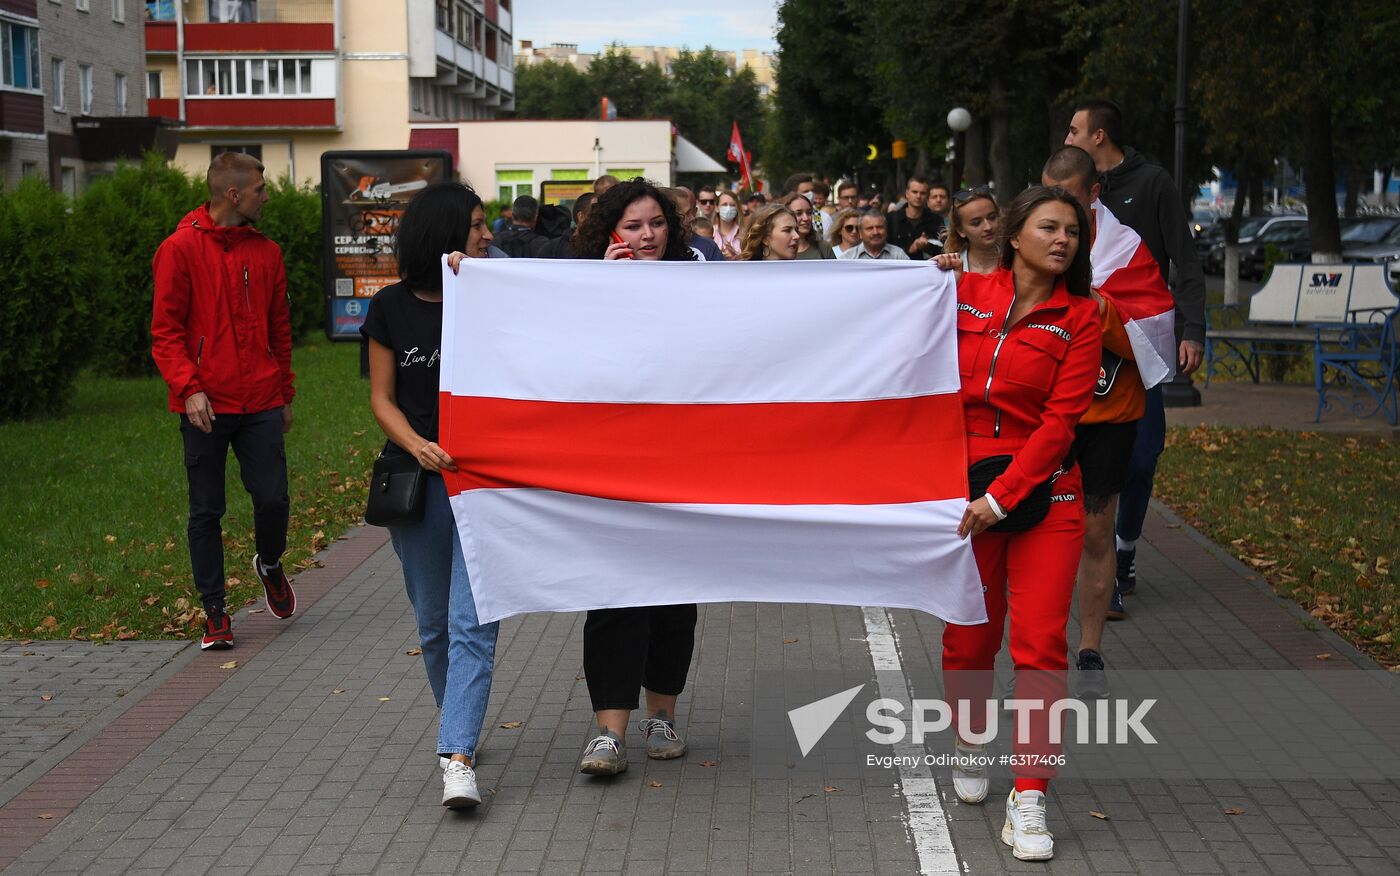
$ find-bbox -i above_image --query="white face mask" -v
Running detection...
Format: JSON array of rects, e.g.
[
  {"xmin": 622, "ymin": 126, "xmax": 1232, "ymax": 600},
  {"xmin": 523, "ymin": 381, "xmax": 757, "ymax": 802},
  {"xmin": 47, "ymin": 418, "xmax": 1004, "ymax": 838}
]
[{"xmin": 718, "ymin": 205, "xmax": 739, "ymax": 222}]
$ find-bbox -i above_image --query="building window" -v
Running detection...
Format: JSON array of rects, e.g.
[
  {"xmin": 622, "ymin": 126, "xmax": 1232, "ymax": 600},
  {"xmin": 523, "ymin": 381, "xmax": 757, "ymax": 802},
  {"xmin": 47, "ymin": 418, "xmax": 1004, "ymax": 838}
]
[
  {"xmin": 60, "ymin": 166, "xmax": 77, "ymax": 197},
  {"xmin": 145, "ymin": 1, "xmax": 175, "ymax": 21},
  {"xmin": 435, "ymin": 0, "xmax": 450, "ymax": 31},
  {"xmin": 207, "ymin": 0, "xmax": 257, "ymax": 22},
  {"xmin": 146, "ymin": 69, "xmax": 161, "ymax": 98},
  {"xmin": 210, "ymin": 144, "xmax": 262, "ymax": 161},
  {"xmin": 112, "ymin": 0, "xmax": 125, "ymax": 22},
  {"xmin": 51, "ymin": 58, "xmax": 65, "ymax": 109},
  {"xmin": 76, "ymin": 0, "xmax": 91, "ymax": 12},
  {"xmin": 79, "ymin": 63, "xmax": 93, "ymax": 114},
  {"xmin": 485, "ymin": 25, "xmax": 497, "ymax": 62},
  {"xmin": 21, "ymin": 161, "xmax": 39, "ymax": 177},
  {"xmin": 1, "ymin": 21, "xmax": 41, "ymax": 91},
  {"xmin": 115, "ymin": 72, "xmax": 128, "ymax": 115},
  {"xmin": 184, "ymin": 56, "xmax": 328, "ymax": 97}
]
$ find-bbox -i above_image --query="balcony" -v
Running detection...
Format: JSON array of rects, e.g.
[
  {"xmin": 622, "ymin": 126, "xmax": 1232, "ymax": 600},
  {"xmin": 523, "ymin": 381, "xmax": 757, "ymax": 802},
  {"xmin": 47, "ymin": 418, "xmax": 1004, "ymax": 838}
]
[
  {"xmin": 147, "ymin": 97, "xmax": 181, "ymax": 119},
  {"xmin": 184, "ymin": 98, "xmax": 336, "ymax": 129},
  {"xmin": 0, "ymin": 91, "xmax": 44, "ymax": 136},
  {"xmin": 144, "ymin": 21, "xmax": 334, "ymax": 54}
]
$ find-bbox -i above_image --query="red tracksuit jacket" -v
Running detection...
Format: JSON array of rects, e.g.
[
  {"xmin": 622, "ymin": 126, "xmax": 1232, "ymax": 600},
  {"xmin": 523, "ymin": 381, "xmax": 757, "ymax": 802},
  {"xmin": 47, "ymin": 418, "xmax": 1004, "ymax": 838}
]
[
  {"xmin": 955, "ymin": 268, "xmax": 1101, "ymax": 511},
  {"xmin": 151, "ymin": 204, "xmax": 295, "ymax": 415}
]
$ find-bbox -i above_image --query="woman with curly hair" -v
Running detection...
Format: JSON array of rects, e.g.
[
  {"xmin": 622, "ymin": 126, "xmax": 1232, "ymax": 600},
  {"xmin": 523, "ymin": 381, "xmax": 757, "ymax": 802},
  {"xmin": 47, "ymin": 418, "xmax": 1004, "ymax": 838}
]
[
  {"xmin": 571, "ymin": 177, "xmax": 698, "ymax": 263},
  {"xmin": 737, "ymin": 203, "xmax": 800, "ymax": 261},
  {"xmin": 565, "ymin": 179, "xmax": 698, "ymax": 779}
]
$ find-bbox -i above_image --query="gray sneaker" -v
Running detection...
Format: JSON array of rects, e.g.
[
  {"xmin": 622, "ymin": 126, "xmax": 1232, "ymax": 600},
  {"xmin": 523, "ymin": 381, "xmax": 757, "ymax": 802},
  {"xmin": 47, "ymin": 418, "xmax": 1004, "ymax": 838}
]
[
  {"xmin": 639, "ymin": 717, "xmax": 687, "ymax": 759},
  {"xmin": 579, "ymin": 731, "xmax": 627, "ymax": 775}
]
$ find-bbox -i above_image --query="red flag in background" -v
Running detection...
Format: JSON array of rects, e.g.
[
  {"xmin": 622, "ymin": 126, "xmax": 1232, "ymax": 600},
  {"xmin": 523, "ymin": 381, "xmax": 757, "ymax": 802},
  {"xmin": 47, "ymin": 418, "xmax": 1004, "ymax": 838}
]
[{"xmin": 728, "ymin": 121, "xmax": 755, "ymax": 192}]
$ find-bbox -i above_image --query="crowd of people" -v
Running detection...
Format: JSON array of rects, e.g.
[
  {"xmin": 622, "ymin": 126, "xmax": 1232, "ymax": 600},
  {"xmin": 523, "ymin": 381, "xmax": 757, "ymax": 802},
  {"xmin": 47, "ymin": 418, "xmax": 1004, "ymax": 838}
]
[{"xmin": 151, "ymin": 98, "xmax": 1206, "ymax": 863}]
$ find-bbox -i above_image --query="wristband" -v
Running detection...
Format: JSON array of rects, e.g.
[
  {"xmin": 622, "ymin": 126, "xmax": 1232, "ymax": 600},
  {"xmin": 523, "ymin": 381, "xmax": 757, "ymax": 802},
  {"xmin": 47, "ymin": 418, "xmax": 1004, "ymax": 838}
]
[{"xmin": 984, "ymin": 492, "xmax": 1008, "ymax": 521}]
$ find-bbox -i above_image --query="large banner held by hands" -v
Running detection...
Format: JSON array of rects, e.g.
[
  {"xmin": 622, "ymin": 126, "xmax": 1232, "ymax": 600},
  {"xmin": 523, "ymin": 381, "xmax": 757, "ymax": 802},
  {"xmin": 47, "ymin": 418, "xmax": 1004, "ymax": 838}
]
[
  {"xmin": 1091, "ymin": 201, "xmax": 1179, "ymax": 388},
  {"xmin": 438, "ymin": 259, "xmax": 985, "ymax": 626}
]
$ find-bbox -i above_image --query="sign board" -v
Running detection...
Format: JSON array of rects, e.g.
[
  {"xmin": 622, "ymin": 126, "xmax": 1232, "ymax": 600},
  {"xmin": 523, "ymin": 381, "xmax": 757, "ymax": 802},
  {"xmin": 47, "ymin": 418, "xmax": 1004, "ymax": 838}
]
[
  {"xmin": 321, "ymin": 150, "xmax": 453, "ymax": 340},
  {"xmin": 539, "ymin": 179, "xmax": 592, "ymax": 213}
]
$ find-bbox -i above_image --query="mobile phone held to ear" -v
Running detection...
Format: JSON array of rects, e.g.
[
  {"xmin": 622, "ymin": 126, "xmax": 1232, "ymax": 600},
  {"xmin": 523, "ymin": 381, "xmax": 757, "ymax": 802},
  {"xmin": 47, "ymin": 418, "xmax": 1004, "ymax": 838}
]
[{"xmin": 609, "ymin": 231, "xmax": 635, "ymax": 259}]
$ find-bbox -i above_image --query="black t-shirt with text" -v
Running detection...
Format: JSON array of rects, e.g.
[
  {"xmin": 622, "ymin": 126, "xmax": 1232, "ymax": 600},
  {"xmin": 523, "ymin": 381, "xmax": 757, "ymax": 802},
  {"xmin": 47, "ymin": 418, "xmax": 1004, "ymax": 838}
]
[{"xmin": 360, "ymin": 282, "xmax": 443, "ymax": 454}]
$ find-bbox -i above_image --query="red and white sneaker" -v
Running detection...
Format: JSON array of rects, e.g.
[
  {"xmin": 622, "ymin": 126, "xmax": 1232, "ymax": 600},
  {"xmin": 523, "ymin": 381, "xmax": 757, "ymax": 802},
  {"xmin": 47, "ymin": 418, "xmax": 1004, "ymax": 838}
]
[
  {"xmin": 253, "ymin": 554, "xmax": 296, "ymax": 619},
  {"xmin": 201, "ymin": 610, "xmax": 234, "ymax": 650}
]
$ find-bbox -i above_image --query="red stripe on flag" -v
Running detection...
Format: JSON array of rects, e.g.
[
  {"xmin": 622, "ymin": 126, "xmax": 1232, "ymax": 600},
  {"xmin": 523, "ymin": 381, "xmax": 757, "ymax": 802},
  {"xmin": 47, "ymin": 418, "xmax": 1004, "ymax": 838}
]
[
  {"xmin": 1097, "ymin": 242, "xmax": 1174, "ymax": 321},
  {"xmin": 439, "ymin": 393, "xmax": 968, "ymax": 505}
]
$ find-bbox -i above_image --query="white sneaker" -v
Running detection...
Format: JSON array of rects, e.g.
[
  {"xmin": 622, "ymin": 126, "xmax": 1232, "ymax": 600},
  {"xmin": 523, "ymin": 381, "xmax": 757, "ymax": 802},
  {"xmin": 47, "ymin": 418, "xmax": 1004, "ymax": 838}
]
[
  {"xmin": 441, "ymin": 760, "xmax": 481, "ymax": 808},
  {"xmin": 951, "ymin": 739, "xmax": 988, "ymax": 804},
  {"xmin": 1001, "ymin": 789, "xmax": 1053, "ymax": 861}
]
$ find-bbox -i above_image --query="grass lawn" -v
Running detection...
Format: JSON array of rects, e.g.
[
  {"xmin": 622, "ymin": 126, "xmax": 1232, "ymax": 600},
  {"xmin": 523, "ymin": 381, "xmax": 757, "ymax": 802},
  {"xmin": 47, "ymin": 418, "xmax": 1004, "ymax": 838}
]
[
  {"xmin": 1156, "ymin": 425, "xmax": 1399, "ymax": 669},
  {"xmin": 0, "ymin": 342, "xmax": 381, "ymax": 641}
]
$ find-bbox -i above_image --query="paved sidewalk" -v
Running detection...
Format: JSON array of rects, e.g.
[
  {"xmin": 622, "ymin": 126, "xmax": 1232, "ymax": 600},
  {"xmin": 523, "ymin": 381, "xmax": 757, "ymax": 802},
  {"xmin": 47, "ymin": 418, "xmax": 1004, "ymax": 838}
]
[{"xmin": 2, "ymin": 504, "xmax": 1399, "ymax": 874}]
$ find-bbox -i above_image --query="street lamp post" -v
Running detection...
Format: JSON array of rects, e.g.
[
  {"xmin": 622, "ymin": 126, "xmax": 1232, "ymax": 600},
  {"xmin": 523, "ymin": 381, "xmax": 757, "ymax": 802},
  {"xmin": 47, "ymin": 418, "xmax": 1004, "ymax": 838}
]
[
  {"xmin": 947, "ymin": 107, "xmax": 971, "ymax": 192},
  {"xmin": 1165, "ymin": 0, "xmax": 1202, "ymax": 407}
]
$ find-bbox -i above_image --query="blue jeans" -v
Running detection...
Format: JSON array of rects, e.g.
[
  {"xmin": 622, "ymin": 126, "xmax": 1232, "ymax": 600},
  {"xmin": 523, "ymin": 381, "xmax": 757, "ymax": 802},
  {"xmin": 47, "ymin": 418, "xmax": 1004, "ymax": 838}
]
[
  {"xmin": 388, "ymin": 475, "xmax": 498, "ymax": 758},
  {"xmin": 1116, "ymin": 384, "xmax": 1166, "ymax": 543}
]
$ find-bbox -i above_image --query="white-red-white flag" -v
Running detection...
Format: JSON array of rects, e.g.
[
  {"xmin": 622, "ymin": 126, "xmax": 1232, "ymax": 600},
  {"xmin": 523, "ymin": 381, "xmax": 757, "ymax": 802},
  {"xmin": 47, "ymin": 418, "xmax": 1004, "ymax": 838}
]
[
  {"xmin": 1091, "ymin": 200, "xmax": 1178, "ymax": 388},
  {"xmin": 438, "ymin": 259, "xmax": 985, "ymax": 625},
  {"xmin": 728, "ymin": 121, "xmax": 755, "ymax": 192}
]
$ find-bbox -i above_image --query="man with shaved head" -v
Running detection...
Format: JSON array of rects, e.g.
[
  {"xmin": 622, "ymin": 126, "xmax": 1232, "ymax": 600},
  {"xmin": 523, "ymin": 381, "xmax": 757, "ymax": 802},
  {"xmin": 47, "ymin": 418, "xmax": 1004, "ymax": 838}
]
[{"xmin": 151, "ymin": 152, "xmax": 298, "ymax": 652}]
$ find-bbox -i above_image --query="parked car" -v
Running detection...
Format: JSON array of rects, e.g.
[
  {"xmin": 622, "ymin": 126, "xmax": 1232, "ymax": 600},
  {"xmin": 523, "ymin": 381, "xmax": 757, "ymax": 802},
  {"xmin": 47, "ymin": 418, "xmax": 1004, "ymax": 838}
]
[
  {"xmin": 1239, "ymin": 217, "xmax": 1309, "ymax": 279},
  {"xmin": 1198, "ymin": 212, "xmax": 1304, "ymax": 272},
  {"xmin": 1339, "ymin": 216, "xmax": 1400, "ymax": 248},
  {"xmin": 1343, "ymin": 222, "xmax": 1400, "ymax": 287}
]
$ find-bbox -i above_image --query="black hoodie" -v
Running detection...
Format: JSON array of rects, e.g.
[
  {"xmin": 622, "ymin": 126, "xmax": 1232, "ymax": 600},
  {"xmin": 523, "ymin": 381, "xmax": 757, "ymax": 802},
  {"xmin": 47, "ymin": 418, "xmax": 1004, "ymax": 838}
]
[{"xmin": 1099, "ymin": 148, "xmax": 1206, "ymax": 346}]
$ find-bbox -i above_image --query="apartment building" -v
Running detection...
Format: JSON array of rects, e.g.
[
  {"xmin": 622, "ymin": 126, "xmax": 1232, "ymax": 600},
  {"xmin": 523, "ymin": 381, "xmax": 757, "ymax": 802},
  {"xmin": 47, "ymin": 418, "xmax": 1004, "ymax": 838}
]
[
  {"xmin": 516, "ymin": 39, "xmax": 776, "ymax": 98},
  {"xmin": 1, "ymin": 0, "xmax": 152, "ymax": 192},
  {"xmin": 145, "ymin": 0, "xmax": 514, "ymax": 184}
]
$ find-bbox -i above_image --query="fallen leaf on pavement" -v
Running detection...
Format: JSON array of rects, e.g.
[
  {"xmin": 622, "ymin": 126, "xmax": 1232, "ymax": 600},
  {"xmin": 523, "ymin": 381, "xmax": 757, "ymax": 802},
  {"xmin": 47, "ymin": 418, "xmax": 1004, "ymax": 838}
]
[
  {"xmin": 783, "ymin": 638, "xmax": 799, "ymax": 644},
  {"xmin": 37, "ymin": 813, "xmax": 53, "ymax": 820},
  {"xmin": 378, "ymin": 697, "xmax": 391, "ymax": 702},
  {"xmin": 1315, "ymin": 653, "xmax": 1332, "ymax": 661},
  {"xmin": 1224, "ymin": 807, "xmax": 1245, "ymax": 816},
  {"xmin": 648, "ymin": 781, "xmax": 663, "ymax": 788},
  {"xmin": 824, "ymin": 786, "xmax": 840, "ymax": 793},
  {"xmin": 1089, "ymin": 811, "xmax": 1109, "ymax": 820},
  {"xmin": 499, "ymin": 721, "xmax": 523, "ymax": 729},
  {"xmin": 700, "ymin": 760, "xmax": 718, "ymax": 768},
  {"xmin": 405, "ymin": 647, "xmax": 423, "ymax": 656},
  {"xmin": 575, "ymin": 674, "xmax": 586, "ymax": 681},
  {"xmin": 220, "ymin": 661, "xmax": 238, "ymax": 670},
  {"xmin": 332, "ymin": 688, "xmax": 346, "ymax": 694},
  {"xmin": 248, "ymin": 608, "xmax": 264, "ymax": 614},
  {"xmin": 40, "ymin": 694, "xmax": 53, "ymax": 702}
]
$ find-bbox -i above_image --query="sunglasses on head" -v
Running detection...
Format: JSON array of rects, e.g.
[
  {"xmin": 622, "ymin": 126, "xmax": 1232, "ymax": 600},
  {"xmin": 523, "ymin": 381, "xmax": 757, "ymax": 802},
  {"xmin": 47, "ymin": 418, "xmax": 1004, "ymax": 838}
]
[{"xmin": 953, "ymin": 185, "xmax": 991, "ymax": 204}]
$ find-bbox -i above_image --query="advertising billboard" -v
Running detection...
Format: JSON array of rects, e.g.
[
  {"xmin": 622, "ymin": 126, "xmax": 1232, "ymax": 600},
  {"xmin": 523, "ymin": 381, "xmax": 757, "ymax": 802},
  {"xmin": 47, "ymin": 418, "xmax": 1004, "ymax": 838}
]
[{"xmin": 321, "ymin": 150, "xmax": 453, "ymax": 340}]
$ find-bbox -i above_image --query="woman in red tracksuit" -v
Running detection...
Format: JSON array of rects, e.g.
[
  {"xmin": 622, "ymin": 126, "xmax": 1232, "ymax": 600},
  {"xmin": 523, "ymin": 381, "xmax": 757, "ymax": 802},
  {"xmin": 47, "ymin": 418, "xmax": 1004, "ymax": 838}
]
[{"xmin": 933, "ymin": 186, "xmax": 1101, "ymax": 863}]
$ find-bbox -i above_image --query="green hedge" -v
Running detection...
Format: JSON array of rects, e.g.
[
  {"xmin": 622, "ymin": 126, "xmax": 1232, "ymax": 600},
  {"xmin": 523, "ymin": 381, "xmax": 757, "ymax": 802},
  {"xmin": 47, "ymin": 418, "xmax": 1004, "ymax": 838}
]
[
  {"xmin": 0, "ymin": 178, "xmax": 99, "ymax": 419},
  {"xmin": 0, "ymin": 155, "xmax": 324, "ymax": 421}
]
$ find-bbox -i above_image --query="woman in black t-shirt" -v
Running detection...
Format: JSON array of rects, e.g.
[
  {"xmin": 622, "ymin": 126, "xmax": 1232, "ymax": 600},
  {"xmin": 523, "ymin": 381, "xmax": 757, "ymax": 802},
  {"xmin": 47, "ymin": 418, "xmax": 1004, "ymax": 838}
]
[
  {"xmin": 568, "ymin": 179, "xmax": 699, "ymax": 778},
  {"xmin": 360, "ymin": 182, "xmax": 497, "ymax": 810}
]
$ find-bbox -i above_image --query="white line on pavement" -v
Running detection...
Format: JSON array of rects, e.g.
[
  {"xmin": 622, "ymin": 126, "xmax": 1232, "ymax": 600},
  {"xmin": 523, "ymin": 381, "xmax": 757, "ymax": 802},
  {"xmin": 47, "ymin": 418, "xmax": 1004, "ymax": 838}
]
[{"xmin": 861, "ymin": 606, "xmax": 964, "ymax": 875}]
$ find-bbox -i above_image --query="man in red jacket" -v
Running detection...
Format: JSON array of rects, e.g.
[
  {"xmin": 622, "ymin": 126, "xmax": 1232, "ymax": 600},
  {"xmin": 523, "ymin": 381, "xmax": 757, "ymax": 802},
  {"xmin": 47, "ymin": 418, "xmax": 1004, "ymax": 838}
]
[{"xmin": 151, "ymin": 152, "xmax": 297, "ymax": 651}]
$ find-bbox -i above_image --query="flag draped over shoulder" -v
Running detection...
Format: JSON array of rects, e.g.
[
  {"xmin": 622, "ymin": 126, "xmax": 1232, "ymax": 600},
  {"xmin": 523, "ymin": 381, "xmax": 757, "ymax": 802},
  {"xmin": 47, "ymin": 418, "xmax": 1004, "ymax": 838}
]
[
  {"xmin": 1090, "ymin": 200, "xmax": 1178, "ymax": 388},
  {"xmin": 438, "ymin": 259, "xmax": 985, "ymax": 626}
]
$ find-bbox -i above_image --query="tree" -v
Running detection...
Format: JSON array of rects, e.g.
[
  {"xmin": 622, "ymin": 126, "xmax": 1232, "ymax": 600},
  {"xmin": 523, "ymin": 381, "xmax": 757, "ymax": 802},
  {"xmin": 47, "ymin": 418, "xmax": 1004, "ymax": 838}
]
[
  {"xmin": 587, "ymin": 46, "xmax": 671, "ymax": 119},
  {"xmin": 510, "ymin": 59, "xmax": 594, "ymax": 118},
  {"xmin": 767, "ymin": 0, "xmax": 888, "ymax": 185}
]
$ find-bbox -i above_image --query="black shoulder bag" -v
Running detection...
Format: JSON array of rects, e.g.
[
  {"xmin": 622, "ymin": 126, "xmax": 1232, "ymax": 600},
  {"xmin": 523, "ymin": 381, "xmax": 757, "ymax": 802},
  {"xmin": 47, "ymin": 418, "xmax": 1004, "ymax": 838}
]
[
  {"xmin": 967, "ymin": 455, "xmax": 1053, "ymax": 533},
  {"xmin": 365, "ymin": 449, "xmax": 426, "ymax": 527}
]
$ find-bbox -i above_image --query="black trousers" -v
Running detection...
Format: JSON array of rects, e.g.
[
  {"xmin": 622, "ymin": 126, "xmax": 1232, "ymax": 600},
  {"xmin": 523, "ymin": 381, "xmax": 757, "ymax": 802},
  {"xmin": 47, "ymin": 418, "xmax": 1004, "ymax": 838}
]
[
  {"xmin": 583, "ymin": 604, "xmax": 698, "ymax": 712},
  {"xmin": 180, "ymin": 409, "xmax": 289, "ymax": 613}
]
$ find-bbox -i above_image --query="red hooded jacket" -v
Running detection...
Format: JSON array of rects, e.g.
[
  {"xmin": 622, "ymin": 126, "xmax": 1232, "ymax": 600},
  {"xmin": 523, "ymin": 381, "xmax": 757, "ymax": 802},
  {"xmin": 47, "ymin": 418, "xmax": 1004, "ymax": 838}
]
[
  {"xmin": 151, "ymin": 204, "xmax": 295, "ymax": 415},
  {"xmin": 956, "ymin": 268, "xmax": 1101, "ymax": 511}
]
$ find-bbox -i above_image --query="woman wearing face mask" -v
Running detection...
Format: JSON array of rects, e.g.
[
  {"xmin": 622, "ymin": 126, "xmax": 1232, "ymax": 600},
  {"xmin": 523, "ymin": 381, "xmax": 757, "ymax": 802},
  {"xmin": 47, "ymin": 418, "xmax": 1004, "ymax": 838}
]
[
  {"xmin": 827, "ymin": 207, "xmax": 862, "ymax": 258},
  {"xmin": 931, "ymin": 186, "xmax": 1101, "ymax": 863},
  {"xmin": 737, "ymin": 204, "xmax": 800, "ymax": 260},
  {"xmin": 944, "ymin": 188, "xmax": 1001, "ymax": 273},
  {"xmin": 363, "ymin": 182, "xmax": 498, "ymax": 810},
  {"xmin": 561, "ymin": 178, "xmax": 699, "ymax": 777},
  {"xmin": 778, "ymin": 192, "xmax": 835, "ymax": 259},
  {"xmin": 713, "ymin": 191, "xmax": 744, "ymax": 259}
]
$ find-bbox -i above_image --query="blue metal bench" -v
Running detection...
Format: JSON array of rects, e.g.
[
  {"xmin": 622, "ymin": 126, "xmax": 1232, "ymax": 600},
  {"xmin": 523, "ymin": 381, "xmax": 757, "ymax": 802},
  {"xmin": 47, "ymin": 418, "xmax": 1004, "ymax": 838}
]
[{"xmin": 1314, "ymin": 304, "xmax": 1398, "ymax": 425}]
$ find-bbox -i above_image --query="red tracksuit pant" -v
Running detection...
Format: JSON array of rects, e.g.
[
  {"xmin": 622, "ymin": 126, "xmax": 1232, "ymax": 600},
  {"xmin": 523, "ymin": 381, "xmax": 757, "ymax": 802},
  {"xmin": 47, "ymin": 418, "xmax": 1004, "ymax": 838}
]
[{"xmin": 941, "ymin": 468, "xmax": 1084, "ymax": 792}]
